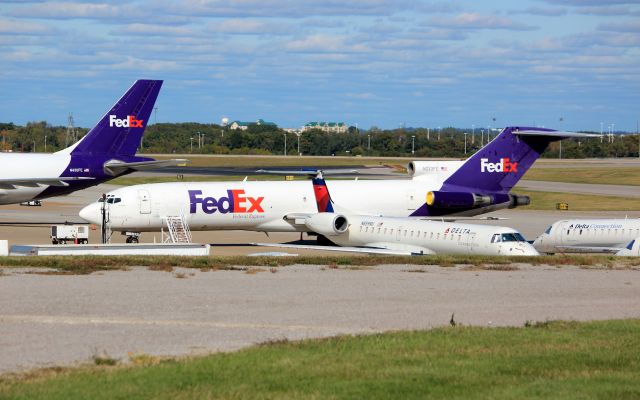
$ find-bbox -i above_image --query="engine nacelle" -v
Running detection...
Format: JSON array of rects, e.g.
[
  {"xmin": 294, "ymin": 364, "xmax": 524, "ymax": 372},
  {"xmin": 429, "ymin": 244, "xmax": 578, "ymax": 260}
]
[
  {"xmin": 508, "ymin": 194, "xmax": 531, "ymax": 208},
  {"xmin": 426, "ymin": 191, "xmax": 494, "ymax": 209},
  {"xmin": 304, "ymin": 213, "xmax": 349, "ymax": 236},
  {"xmin": 407, "ymin": 161, "xmax": 464, "ymax": 177}
]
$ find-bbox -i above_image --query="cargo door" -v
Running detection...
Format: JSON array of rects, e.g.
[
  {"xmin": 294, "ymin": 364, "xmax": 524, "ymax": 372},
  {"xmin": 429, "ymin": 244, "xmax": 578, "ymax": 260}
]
[{"xmin": 138, "ymin": 189, "xmax": 151, "ymax": 214}]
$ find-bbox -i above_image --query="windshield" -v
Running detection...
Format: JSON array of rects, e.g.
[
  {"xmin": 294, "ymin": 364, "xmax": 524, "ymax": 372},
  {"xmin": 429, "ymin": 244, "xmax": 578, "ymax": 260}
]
[
  {"xmin": 501, "ymin": 232, "xmax": 526, "ymax": 242},
  {"xmin": 544, "ymin": 225, "xmax": 552, "ymax": 234}
]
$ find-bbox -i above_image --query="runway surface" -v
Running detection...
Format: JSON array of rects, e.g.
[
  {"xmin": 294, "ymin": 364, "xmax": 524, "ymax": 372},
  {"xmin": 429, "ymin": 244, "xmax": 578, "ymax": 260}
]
[{"xmin": 1, "ymin": 264, "xmax": 638, "ymax": 373}]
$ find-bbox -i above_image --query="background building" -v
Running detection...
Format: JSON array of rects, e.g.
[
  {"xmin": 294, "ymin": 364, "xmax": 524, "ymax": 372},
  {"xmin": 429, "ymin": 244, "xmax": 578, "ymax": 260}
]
[{"xmin": 303, "ymin": 122, "xmax": 347, "ymax": 133}]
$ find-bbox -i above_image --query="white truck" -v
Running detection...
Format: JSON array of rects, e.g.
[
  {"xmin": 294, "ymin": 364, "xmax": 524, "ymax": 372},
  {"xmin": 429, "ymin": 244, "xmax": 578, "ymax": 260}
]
[{"xmin": 51, "ymin": 225, "xmax": 89, "ymax": 245}]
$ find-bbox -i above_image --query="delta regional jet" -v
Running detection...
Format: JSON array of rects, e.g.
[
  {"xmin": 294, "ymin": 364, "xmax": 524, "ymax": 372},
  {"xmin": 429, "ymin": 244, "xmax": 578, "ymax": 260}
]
[
  {"xmin": 0, "ymin": 79, "xmax": 181, "ymax": 205},
  {"xmin": 79, "ymin": 126, "xmax": 593, "ymax": 248},
  {"xmin": 533, "ymin": 218, "xmax": 640, "ymax": 255}
]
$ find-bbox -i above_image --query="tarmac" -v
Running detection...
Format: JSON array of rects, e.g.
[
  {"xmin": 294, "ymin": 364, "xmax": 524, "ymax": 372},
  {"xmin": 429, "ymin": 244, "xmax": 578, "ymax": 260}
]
[{"xmin": 0, "ymin": 164, "xmax": 639, "ymax": 373}]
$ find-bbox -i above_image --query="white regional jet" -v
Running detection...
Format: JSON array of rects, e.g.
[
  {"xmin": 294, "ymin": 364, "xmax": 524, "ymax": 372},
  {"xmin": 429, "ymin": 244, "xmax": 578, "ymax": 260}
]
[
  {"xmin": 253, "ymin": 172, "xmax": 539, "ymax": 255},
  {"xmin": 0, "ymin": 80, "xmax": 181, "ymax": 205},
  {"xmin": 79, "ymin": 126, "xmax": 592, "ymax": 243},
  {"xmin": 533, "ymin": 218, "xmax": 640, "ymax": 254}
]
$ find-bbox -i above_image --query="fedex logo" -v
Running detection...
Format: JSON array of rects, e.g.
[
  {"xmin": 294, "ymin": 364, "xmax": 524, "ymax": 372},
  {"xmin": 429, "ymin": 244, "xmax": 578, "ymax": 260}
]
[
  {"xmin": 109, "ymin": 115, "xmax": 144, "ymax": 128},
  {"xmin": 480, "ymin": 158, "xmax": 518, "ymax": 173},
  {"xmin": 189, "ymin": 190, "xmax": 264, "ymax": 214}
]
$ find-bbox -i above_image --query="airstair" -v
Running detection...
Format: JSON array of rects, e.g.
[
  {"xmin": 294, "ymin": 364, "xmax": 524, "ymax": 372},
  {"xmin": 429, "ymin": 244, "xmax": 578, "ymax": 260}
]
[{"xmin": 162, "ymin": 215, "xmax": 192, "ymax": 243}]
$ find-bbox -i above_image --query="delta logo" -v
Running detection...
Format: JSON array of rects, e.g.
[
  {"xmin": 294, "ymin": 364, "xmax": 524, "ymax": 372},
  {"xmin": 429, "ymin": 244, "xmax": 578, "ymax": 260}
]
[
  {"xmin": 480, "ymin": 158, "xmax": 518, "ymax": 173},
  {"xmin": 109, "ymin": 115, "xmax": 144, "ymax": 128},
  {"xmin": 189, "ymin": 190, "xmax": 264, "ymax": 214}
]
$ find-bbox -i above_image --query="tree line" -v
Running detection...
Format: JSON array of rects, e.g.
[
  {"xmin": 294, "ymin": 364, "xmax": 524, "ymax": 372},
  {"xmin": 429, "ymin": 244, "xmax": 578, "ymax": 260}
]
[{"xmin": 1, "ymin": 121, "xmax": 639, "ymax": 159}]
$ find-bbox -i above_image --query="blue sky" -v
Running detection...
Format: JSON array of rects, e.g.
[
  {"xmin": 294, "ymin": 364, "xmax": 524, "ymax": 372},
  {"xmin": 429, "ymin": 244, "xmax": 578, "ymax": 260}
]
[{"xmin": 1, "ymin": 0, "xmax": 639, "ymax": 131}]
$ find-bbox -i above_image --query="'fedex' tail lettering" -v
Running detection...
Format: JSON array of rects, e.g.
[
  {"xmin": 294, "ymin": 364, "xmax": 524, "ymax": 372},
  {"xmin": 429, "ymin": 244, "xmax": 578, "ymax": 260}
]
[
  {"xmin": 109, "ymin": 115, "xmax": 144, "ymax": 128},
  {"xmin": 480, "ymin": 158, "xmax": 518, "ymax": 173}
]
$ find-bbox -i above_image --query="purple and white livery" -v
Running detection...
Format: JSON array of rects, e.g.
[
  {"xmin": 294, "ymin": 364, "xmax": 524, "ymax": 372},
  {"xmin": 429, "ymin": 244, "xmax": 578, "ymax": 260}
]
[
  {"xmin": 0, "ymin": 80, "xmax": 179, "ymax": 205},
  {"xmin": 80, "ymin": 126, "xmax": 595, "ymax": 239}
]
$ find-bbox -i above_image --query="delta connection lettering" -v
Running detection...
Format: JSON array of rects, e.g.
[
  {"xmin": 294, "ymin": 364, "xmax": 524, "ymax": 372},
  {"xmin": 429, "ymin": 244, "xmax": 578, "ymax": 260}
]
[
  {"xmin": 109, "ymin": 115, "xmax": 144, "ymax": 128},
  {"xmin": 480, "ymin": 158, "xmax": 518, "ymax": 173},
  {"xmin": 189, "ymin": 190, "xmax": 264, "ymax": 214}
]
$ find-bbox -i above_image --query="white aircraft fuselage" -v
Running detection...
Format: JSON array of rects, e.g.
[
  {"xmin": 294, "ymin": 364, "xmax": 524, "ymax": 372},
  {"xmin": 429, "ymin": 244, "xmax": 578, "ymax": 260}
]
[
  {"xmin": 533, "ymin": 218, "xmax": 640, "ymax": 254},
  {"xmin": 80, "ymin": 179, "xmax": 508, "ymax": 233}
]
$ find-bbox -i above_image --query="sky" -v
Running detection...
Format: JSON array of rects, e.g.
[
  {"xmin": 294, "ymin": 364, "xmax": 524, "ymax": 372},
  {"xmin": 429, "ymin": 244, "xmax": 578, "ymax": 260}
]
[{"xmin": 1, "ymin": 0, "xmax": 639, "ymax": 131}]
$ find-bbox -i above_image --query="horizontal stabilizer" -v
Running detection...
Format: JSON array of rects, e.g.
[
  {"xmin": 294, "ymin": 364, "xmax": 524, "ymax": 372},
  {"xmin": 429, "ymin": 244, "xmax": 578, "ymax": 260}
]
[
  {"xmin": 418, "ymin": 216, "xmax": 509, "ymax": 222},
  {"xmin": 252, "ymin": 242, "xmax": 415, "ymax": 256},
  {"xmin": 104, "ymin": 159, "xmax": 188, "ymax": 176},
  {"xmin": 513, "ymin": 130, "xmax": 600, "ymax": 138},
  {"xmin": 0, "ymin": 177, "xmax": 94, "ymax": 190}
]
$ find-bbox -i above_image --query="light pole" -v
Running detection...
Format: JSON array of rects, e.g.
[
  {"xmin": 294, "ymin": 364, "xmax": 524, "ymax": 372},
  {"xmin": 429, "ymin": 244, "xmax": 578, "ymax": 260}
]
[
  {"xmin": 559, "ymin": 117, "xmax": 563, "ymax": 159},
  {"xmin": 437, "ymin": 126, "xmax": 441, "ymax": 141},
  {"xmin": 427, "ymin": 127, "xmax": 430, "ymax": 140},
  {"xmin": 481, "ymin": 129, "xmax": 484, "ymax": 146},
  {"xmin": 411, "ymin": 135, "xmax": 415, "ymax": 155},
  {"xmin": 471, "ymin": 124, "xmax": 475, "ymax": 144},
  {"xmin": 464, "ymin": 132, "xmax": 467, "ymax": 154},
  {"xmin": 197, "ymin": 131, "xmax": 201, "ymax": 149},
  {"xmin": 296, "ymin": 132, "xmax": 301, "ymax": 155},
  {"xmin": 284, "ymin": 133, "xmax": 287, "ymax": 156},
  {"xmin": 44, "ymin": 135, "xmax": 47, "ymax": 152},
  {"xmin": 190, "ymin": 137, "xmax": 193, "ymax": 153},
  {"xmin": 367, "ymin": 134, "xmax": 371, "ymax": 151}
]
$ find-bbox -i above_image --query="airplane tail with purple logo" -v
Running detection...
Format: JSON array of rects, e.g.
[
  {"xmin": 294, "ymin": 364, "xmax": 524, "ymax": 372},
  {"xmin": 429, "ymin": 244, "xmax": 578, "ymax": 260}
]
[
  {"xmin": 61, "ymin": 79, "xmax": 162, "ymax": 157},
  {"xmin": 411, "ymin": 126, "xmax": 596, "ymax": 216}
]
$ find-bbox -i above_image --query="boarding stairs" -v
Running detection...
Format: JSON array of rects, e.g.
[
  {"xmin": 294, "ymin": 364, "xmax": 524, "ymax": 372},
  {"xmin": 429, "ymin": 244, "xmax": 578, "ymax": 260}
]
[{"xmin": 162, "ymin": 215, "xmax": 192, "ymax": 243}]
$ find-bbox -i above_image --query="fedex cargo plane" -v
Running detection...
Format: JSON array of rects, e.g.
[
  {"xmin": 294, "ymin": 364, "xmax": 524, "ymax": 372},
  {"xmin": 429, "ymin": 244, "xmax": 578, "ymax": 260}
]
[
  {"xmin": 0, "ymin": 79, "xmax": 181, "ymax": 205},
  {"xmin": 79, "ymin": 127, "xmax": 594, "ymax": 240}
]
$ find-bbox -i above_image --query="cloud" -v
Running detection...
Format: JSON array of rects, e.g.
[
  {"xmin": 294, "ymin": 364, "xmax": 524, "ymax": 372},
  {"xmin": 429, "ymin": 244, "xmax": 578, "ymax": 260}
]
[
  {"xmin": 598, "ymin": 20, "xmax": 640, "ymax": 33},
  {"xmin": 112, "ymin": 23, "xmax": 196, "ymax": 36},
  {"xmin": 429, "ymin": 13, "xmax": 538, "ymax": 31},
  {"xmin": 0, "ymin": 18, "xmax": 54, "ymax": 35},
  {"xmin": 285, "ymin": 34, "xmax": 369, "ymax": 53},
  {"xmin": 509, "ymin": 7, "xmax": 567, "ymax": 16},
  {"xmin": 208, "ymin": 19, "xmax": 292, "ymax": 35}
]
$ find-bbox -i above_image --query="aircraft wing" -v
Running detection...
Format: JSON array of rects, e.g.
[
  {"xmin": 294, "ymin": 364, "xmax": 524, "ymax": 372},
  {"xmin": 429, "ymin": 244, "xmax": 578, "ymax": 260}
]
[
  {"xmin": 252, "ymin": 242, "xmax": 416, "ymax": 256},
  {"xmin": 103, "ymin": 159, "xmax": 188, "ymax": 175},
  {"xmin": 0, "ymin": 177, "xmax": 94, "ymax": 189},
  {"xmin": 255, "ymin": 168, "xmax": 359, "ymax": 176},
  {"xmin": 418, "ymin": 216, "xmax": 508, "ymax": 222},
  {"xmin": 554, "ymin": 245, "xmax": 622, "ymax": 254}
]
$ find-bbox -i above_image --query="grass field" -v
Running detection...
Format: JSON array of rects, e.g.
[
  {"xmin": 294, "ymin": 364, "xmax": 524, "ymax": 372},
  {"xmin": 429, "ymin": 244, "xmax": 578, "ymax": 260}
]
[
  {"xmin": 2, "ymin": 319, "xmax": 639, "ymax": 399},
  {"xmin": 1, "ymin": 254, "xmax": 638, "ymax": 274},
  {"xmin": 523, "ymin": 167, "xmax": 640, "ymax": 186},
  {"xmin": 152, "ymin": 154, "xmax": 415, "ymax": 168},
  {"xmin": 515, "ymin": 190, "xmax": 640, "ymax": 211}
]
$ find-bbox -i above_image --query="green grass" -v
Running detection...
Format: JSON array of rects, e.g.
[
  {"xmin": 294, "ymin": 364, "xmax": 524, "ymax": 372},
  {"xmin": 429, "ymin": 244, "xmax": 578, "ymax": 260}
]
[
  {"xmin": 109, "ymin": 174, "xmax": 299, "ymax": 186},
  {"xmin": 1, "ymin": 254, "xmax": 639, "ymax": 274},
  {"xmin": 152, "ymin": 154, "xmax": 414, "ymax": 168},
  {"xmin": 515, "ymin": 189, "xmax": 640, "ymax": 211},
  {"xmin": 2, "ymin": 319, "xmax": 639, "ymax": 399},
  {"xmin": 523, "ymin": 166, "xmax": 640, "ymax": 186}
]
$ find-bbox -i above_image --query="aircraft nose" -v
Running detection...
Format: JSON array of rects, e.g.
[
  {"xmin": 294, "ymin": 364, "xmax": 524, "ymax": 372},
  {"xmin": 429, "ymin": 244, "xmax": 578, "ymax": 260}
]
[{"xmin": 79, "ymin": 202, "xmax": 101, "ymax": 224}]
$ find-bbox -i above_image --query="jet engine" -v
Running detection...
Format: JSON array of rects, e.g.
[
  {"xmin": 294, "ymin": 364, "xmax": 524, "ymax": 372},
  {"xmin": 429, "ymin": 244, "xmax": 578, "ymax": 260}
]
[
  {"xmin": 426, "ymin": 191, "xmax": 494, "ymax": 209},
  {"xmin": 304, "ymin": 213, "xmax": 349, "ymax": 236},
  {"xmin": 508, "ymin": 194, "xmax": 530, "ymax": 208}
]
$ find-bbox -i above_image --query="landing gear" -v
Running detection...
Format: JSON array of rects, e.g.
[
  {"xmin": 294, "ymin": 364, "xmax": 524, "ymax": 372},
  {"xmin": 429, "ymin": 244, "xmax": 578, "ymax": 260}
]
[{"xmin": 124, "ymin": 232, "xmax": 141, "ymax": 244}]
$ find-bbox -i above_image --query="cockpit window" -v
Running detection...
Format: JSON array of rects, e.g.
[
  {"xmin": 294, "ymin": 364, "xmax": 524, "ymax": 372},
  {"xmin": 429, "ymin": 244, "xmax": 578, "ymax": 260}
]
[
  {"xmin": 501, "ymin": 233, "xmax": 526, "ymax": 242},
  {"xmin": 626, "ymin": 240, "xmax": 635, "ymax": 250},
  {"xmin": 106, "ymin": 197, "xmax": 121, "ymax": 204},
  {"xmin": 544, "ymin": 226, "xmax": 552, "ymax": 234}
]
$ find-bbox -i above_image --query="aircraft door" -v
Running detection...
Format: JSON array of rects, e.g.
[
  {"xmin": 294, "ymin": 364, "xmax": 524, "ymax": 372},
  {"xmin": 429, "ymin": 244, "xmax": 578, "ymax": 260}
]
[
  {"xmin": 138, "ymin": 189, "xmax": 151, "ymax": 214},
  {"xmin": 396, "ymin": 226, "xmax": 403, "ymax": 242}
]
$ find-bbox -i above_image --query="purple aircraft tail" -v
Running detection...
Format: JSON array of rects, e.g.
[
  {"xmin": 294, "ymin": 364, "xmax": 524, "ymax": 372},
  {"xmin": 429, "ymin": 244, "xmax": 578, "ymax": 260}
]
[
  {"xmin": 67, "ymin": 80, "xmax": 162, "ymax": 156},
  {"xmin": 410, "ymin": 126, "xmax": 594, "ymax": 216},
  {"xmin": 441, "ymin": 126, "xmax": 567, "ymax": 194}
]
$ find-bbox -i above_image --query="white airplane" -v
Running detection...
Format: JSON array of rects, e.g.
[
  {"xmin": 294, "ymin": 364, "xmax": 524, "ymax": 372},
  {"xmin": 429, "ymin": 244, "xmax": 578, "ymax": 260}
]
[
  {"xmin": 254, "ymin": 175, "xmax": 538, "ymax": 256},
  {"xmin": 533, "ymin": 218, "xmax": 640, "ymax": 254},
  {"xmin": 0, "ymin": 80, "xmax": 182, "ymax": 205},
  {"xmin": 79, "ymin": 126, "xmax": 593, "ymax": 241}
]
